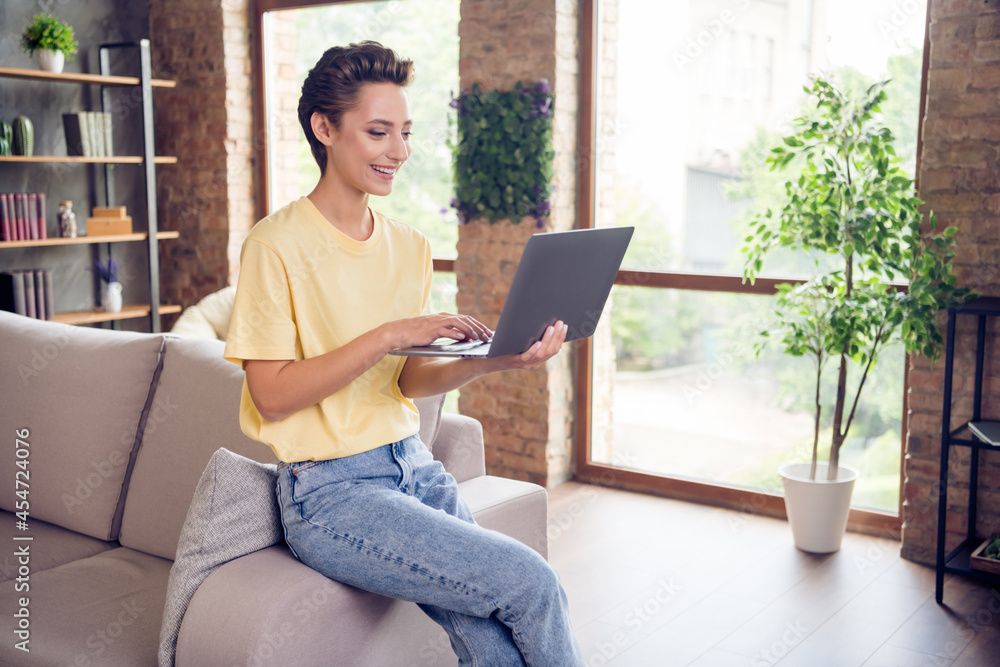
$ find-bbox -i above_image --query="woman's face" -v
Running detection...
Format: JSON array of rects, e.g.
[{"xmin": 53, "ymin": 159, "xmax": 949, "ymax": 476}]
[{"xmin": 325, "ymin": 82, "xmax": 412, "ymax": 197}]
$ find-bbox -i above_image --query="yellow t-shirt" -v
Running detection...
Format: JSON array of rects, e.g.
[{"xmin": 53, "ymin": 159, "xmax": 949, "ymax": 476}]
[{"xmin": 223, "ymin": 196, "xmax": 431, "ymax": 462}]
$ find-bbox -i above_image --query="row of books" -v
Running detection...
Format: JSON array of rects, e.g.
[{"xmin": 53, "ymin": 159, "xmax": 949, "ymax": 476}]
[
  {"xmin": 63, "ymin": 112, "xmax": 114, "ymax": 158},
  {"xmin": 0, "ymin": 269, "xmax": 55, "ymax": 321},
  {"xmin": 1, "ymin": 193, "xmax": 47, "ymax": 242}
]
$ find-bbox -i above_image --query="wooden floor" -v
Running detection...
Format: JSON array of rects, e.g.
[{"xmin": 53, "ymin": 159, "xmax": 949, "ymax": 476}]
[{"xmin": 547, "ymin": 482, "xmax": 1000, "ymax": 667}]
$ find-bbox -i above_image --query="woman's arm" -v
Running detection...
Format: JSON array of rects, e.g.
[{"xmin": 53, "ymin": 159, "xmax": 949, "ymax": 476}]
[
  {"xmin": 397, "ymin": 321, "xmax": 568, "ymax": 399},
  {"xmin": 245, "ymin": 313, "xmax": 495, "ymax": 422}
]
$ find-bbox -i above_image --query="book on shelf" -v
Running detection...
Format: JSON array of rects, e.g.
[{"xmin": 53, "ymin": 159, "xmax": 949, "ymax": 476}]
[
  {"xmin": 90, "ymin": 112, "xmax": 104, "ymax": 157},
  {"xmin": 103, "ymin": 113, "xmax": 113, "ymax": 157},
  {"xmin": 63, "ymin": 113, "xmax": 86, "ymax": 157},
  {"xmin": 0, "ymin": 192, "xmax": 47, "ymax": 241},
  {"xmin": 0, "ymin": 269, "xmax": 53, "ymax": 321},
  {"xmin": 0, "ymin": 272, "xmax": 26, "ymax": 316},
  {"xmin": 16, "ymin": 194, "xmax": 26, "ymax": 240},
  {"xmin": 62, "ymin": 112, "xmax": 113, "ymax": 157},
  {"xmin": 0, "ymin": 196, "xmax": 10, "ymax": 241},
  {"xmin": 968, "ymin": 421, "xmax": 1000, "ymax": 446},
  {"xmin": 22, "ymin": 271, "xmax": 35, "ymax": 319}
]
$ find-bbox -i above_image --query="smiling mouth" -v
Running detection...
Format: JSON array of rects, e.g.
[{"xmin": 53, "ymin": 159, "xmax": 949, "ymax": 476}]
[{"xmin": 371, "ymin": 165, "xmax": 397, "ymax": 177}]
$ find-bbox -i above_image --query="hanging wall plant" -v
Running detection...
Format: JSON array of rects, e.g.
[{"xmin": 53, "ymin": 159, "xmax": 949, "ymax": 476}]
[{"xmin": 450, "ymin": 80, "xmax": 555, "ymax": 227}]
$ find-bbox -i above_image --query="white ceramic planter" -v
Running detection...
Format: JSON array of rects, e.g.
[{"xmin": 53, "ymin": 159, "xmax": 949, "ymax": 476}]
[
  {"xmin": 37, "ymin": 50, "xmax": 65, "ymax": 74},
  {"xmin": 779, "ymin": 462, "xmax": 858, "ymax": 554},
  {"xmin": 101, "ymin": 281, "xmax": 123, "ymax": 313}
]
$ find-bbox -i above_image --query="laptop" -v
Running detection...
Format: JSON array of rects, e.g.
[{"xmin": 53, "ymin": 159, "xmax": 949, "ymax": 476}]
[{"xmin": 390, "ymin": 226, "xmax": 634, "ymax": 358}]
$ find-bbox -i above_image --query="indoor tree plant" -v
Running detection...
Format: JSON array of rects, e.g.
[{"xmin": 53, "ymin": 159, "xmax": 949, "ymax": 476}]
[
  {"xmin": 743, "ymin": 76, "xmax": 972, "ymax": 552},
  {"xmin": 21, "ymin": 13, "xmax": 79, "ymax": 74}
]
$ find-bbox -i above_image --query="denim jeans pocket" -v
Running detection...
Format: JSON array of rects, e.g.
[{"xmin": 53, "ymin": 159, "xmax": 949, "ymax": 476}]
[
  {"xmin": 289, "ymin": 447, "xmax": 404, "ymax": 512},
  {"xmin": 289, "ymin": 460, "xmax": 322, "ymax": 475}
]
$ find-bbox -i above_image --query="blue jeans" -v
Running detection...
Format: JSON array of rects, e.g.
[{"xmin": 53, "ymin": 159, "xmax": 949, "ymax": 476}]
[{"xmin": 275, "ymin": 435, "xmax": 584, "ymax": 666}]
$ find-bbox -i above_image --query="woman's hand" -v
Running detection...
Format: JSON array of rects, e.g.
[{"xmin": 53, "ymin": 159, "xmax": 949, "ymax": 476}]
[
  {"xmin": 487, "ymin": 321, "xmax": 568, "ymax": 371},
  {"xmin": 381, "ymin": 312, "xmax": 494, "ymax": 350},
  {"xmin": 396, "ymin": 320, "xmax": 569, "ymax": 398}
]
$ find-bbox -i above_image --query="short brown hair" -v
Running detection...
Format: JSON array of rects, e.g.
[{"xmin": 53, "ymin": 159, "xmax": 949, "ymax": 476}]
[{"xmin": 298, "ymin": 41, "xmax": 414, "ymax": 174}]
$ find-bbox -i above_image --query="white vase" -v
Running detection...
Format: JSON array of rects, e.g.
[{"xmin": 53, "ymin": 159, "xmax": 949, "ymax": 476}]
[
  {"xmin": 779, "ymin": 462, "xmax": 858, "ymax": 554},
  {"xmin": 37, "ymin": 50, "xmax": 65, "ymax": 74},
  {"xmin": 101, "ymin": 281, "xmax": 123, "ymax": 313}
]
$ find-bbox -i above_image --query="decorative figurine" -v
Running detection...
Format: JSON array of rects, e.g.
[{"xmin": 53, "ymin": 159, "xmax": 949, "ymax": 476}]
[{"xmin": 58, "ymin": 200, "xmax": 77, "ymax": 238}]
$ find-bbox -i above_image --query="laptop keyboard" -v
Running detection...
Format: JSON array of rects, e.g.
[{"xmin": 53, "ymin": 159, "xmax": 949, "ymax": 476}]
[{"xmin": 435, "ymin": 335, "xmax": 494, "ymax": 352}]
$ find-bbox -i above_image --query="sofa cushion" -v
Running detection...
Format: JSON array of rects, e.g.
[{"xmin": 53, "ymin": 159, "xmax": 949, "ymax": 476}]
[
  {"xmin": 414, "ymin": 393, "xmax": 445, "ymax": 450},
  {"xmin": 0, "ymin": 311, "xmax": 164, "ymax": 540},
  {"xmin": 431, "ymin": 413, "xmax": 487, "ymax": 484},
  {"xmin": 459, "ymin": 476, "xmax": 549, "ymax": 560},
  {"xmin": 175, "ymin": 545, "xmax": 453, "ymax": 667},
  {"xmin": 0, "ymin": 511, "xmax": 116, "ymax": 582},
  {"xmin": 119, "ymin": 335, "xmax": 276, "ymax": 559},
  {"xmin": 159, "ymin": 448, "xmax": 282, "ymax": 667},
  {"xmin": 169, "ymin": 286, "xmax": 236, "ymax": 340},
  {"xmin": 0, "ymin": 547, "xmax": 170, "ymax": 666}
]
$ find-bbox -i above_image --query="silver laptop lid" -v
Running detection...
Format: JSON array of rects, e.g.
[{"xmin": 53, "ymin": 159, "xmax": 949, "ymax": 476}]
[{"xmin": 487, "ymin": 226, "xmax": 634, "ymax": 357}]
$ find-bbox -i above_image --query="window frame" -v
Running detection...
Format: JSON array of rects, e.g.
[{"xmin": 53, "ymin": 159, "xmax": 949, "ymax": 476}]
[
  {"xmin": 252, "ymin": 0, "xmax": 458, "ymax": 275},
  {"xmin": 249, "ymin": 0, "xmax": 931, "ymax": 535},
  {"xmin": 571, "ymin": 0, "xmax": 933, "ymax": 535}
]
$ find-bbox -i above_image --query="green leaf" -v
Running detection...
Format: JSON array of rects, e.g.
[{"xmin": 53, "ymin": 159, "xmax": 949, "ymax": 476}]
[{"xmin": 451, "ymin": 81, "xmax": 554, "ymax": 224}]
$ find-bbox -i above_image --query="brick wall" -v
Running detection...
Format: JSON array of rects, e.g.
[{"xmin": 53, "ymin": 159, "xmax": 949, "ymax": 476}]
[
  {"xmin": 903, "ymin": 0, "xmax": 1000, "ymax": 564},
  {"xmin": 148, "ymin": 0, "xmax": 257, "ymax": 321}
]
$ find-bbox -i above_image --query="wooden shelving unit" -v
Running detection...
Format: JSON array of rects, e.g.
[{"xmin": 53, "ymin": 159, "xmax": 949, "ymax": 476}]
[
  {"xmin": 0, "ymin": 231, "xmax": 179, "ymax": 249},
  {"xmin": 54, "ymin": 303, "xmax": 182, "ymax": 326},
  {"xmin": 0, "ymin": 41, "xmax": 177, "ymax": 331},
  {"xmin": 0, "ymin": 66, "xmax": 175, "ymax": 88},
  {"xmin": 0, "ymin": 155, "xmax": 178, "ymax": 164}
]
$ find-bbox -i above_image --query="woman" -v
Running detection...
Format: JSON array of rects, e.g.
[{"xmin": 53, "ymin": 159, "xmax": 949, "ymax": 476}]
[{"xmin": 224, "ymin": 41, "xmax": 584, "ymax": 665}]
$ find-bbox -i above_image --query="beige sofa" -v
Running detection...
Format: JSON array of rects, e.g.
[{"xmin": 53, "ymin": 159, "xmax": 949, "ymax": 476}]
[{"xmin": 0, "ymin": 310, "xmax": 548, "ymax": 666}]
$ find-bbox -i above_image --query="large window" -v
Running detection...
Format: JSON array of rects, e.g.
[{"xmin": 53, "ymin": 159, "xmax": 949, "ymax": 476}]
[
  {"xmin": 256, "ymin": 0, "xmax": 461, "ymax": 416},
  {"xmin": 580, "ymin": 0, "xmax": 928, "ymax": 521},
  {"xmin": 255, "ymin": 0, "xmax": 929, "ymax": 521},
  {"xmin": 259, "ymin": 0, "xmax": 462, "ymax": 270}
]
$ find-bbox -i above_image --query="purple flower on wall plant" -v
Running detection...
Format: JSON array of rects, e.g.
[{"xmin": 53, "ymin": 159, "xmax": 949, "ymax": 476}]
[
  {"xmin": 530, "ymin": 198, "xmax": 551, "ymax": 227},
  {"xmin": 449, "ymin": 89, "xmax": 471, "ymax": 117},
  {"xmin": 528, "ymin": 80, "xmax": 552, "ymax": 119}
]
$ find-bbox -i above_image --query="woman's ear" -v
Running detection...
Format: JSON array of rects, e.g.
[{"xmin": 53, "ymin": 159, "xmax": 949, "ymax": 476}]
[{"xmin": 311, "ymin": 112, "xmax": 336, "ymax": 147}]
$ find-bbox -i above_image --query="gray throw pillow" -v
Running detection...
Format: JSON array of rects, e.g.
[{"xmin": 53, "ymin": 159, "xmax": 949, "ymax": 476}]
[{"xmin": 158, "ymin": 448, "xmax": 282, "ymax": 667}]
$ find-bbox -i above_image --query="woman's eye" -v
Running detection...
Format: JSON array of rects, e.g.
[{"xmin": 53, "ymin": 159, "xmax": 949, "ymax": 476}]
[{"xmin": 369, "ymin": 130, "xmax": 387, "ymax": 137}]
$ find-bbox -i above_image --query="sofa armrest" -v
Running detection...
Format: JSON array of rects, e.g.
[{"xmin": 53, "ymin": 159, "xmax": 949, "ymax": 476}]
[
  {"xmin": 175, "ymin": 545, "xmax": 446, "ymax": 667},
  {"xmin": 432, "ymin": 413, "xmax": 486, "ymax": 483}
]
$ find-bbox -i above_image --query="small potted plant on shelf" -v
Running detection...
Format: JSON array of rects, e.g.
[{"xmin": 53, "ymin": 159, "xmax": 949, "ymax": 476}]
[
  {"xmin": 20, "ymin": 14, "xmax": 79, "ymax": 74},
  {"xmin": 91, "ymin": 258, "xmax": 123, "ymax": 313},
  {"xmin": 743, "ymin": 76, "xmax": 973, "ymax": 553}
]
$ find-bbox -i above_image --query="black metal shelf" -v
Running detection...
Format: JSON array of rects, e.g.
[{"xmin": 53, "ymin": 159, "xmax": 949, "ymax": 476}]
[
  {"xmin": 936, "ymin": 297, "xmax": 1000, "ymax": 604},
  {"xmin": 940, "ymin": 537, "xmax": 1000, "ymax": 594}
]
